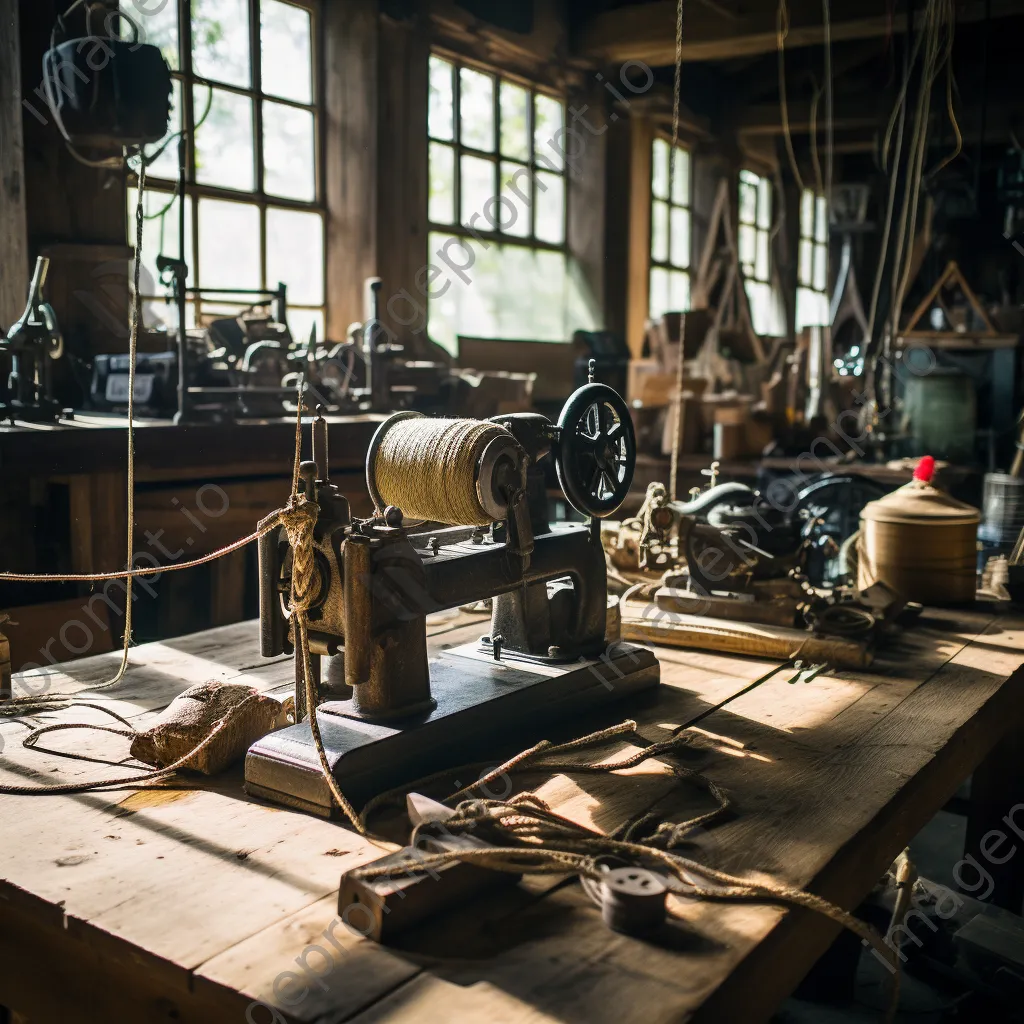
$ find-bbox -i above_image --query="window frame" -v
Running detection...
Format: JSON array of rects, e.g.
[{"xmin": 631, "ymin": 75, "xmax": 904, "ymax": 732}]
[
  {"xmin": 427, "ymin": 50, "xmax": 569, "ymax": 254},
  {"xmin": 647, "ymin": 134, "xmax": 692, "ymax": 320},
  {"xmin": 125, "ymin": 0, "xmax": 326, "ymax": 333}
]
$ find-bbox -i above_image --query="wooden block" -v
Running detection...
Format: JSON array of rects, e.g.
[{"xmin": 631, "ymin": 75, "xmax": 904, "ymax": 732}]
[
  {"xmin": 622, "ymin": 608, "xmax": 872, "ymax": 670},
  {"xmin": 338, "ymin": 833, "xmax": 520, "ymax": 943}
]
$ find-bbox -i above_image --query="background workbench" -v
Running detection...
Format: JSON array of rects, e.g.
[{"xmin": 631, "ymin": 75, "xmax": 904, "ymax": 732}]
[
  {"xmin": 0, "ymin": 413, "xmax": 384, "ymax": 671},
  {"xmin": 1, "ymin": 605, "xmax": 1023, "ymax": 1023}
]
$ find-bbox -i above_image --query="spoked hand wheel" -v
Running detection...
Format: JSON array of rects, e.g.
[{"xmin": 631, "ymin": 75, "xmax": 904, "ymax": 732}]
[{"xmin": 556, "ymin": 383, "xmax": 636, "ymax": 517}]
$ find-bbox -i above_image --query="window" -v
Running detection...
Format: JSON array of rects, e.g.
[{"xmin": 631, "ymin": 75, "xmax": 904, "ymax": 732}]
[
  {"xmin": 648, "ymin": 137, "xmax": 690, "ymax": 320},
  {"xmin": 796, "ymin": 189, "xmax": 829, "ymax": 329},
  {"xmin": 123, "ymin": 0, "xmax": 325, "ymax": 345},
  {"xmin": 426, "ymin": 54, "xmax": 594, "ymax": 353},
  {"xmin": 738, "ymin": 169, "xmax": 776, "ymax": 337}
]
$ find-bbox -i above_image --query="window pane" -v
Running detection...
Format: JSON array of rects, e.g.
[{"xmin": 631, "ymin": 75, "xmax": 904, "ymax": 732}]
[
  {"xmin": 670, "ymin": 206, "xmax": 689, "ymax": 268},
  {"xmin": 429, "ymin": 142, "xmax": 455, "ymax": 224},
  {"xmin": 651, "ymin": 139, "xmax": 669, "ymax": 200},
  {"xmin": 745, "ymin": 279, "xmax": 773, "ymax": 336},
  {"xmin": 651, "ymin": 200, "xmax": 669, "ymax": 262},
  {"xmin": 267, "ymin": 207, "xmax": 324, "ymax": 306},
  {"xmin": 671, "ymin": 148, "xmax": 689, "ymax": 206},
  {"xmin": 192, "ymin": 0, "xmax": 251, "ymax": 87},
  {"xmin": 815, "ymin": 196, "xmax": 828, "ymax": 242},
  {"xmin": 813, "ymin": 240, "xmax": 827, "ymax": 291},
  {"xmin": 500, "ymin": 81, "xmax": 530, "ymax": 160},
  {"xmin": 669, "ymin": 270, "xmax": 690, "ymax": 313},
  {"xmin": 500, "ymin": 161, "xmax": 531, "ymax": 237},
  {"xmin": 739, "ymin": 180, "xmax": 757, "ymax": 224},
  {"xmin": 800, "ymin": 189, "xmax": 814, "ymax": 239},
  {"xmin": 460, "ymin": 154, "xmax": 494, "ymax": 227},
  {"xmin": 143, "ymin": 78, "xmax": 182, "ymax": 180},
  {"xmin": 263, "ymin": 101, "xmax": 315, "ymax": 200},
  {"xmin": 799, "ymin": 238, "xmax": 813, "ymax": 287},
  {"xmin": 427, "ymin": 234, "xmax": 595, "ymax": 352},
  {"xmin": 128, "ymin": 187, "xmax": 193, "ymax": 328},
  {"xmin": 738, "ymin": 223, "xmax": 756, "ymax": 270},
  {"xmin": 261, "ymin": 0, "xmax": 312, "ymax": 104},
  {"xmin": 534, "ymin": 94, "xmax": 563, "ymax": 171},
  {"xmin": 429, "ymin": 56, "xmax": 454, "ymax": 141},
  {"xmin": 460, "ymin": 68, "xmax": 495, "ymax": 152},
  {"xmin": 198, "ymin": 199, "xmax": 259, "ymax": 289},
  {"xmin": 194, "ymin": 86, "xmax": 254, "ymax": 191},
  {"xmin": 649, "ymin": 266, "xmax": 669, "ymax": 319},
  {"xmin": 287, "ymin": 308, "xmax": 325, "ymax": 347},
  {"xmin": 121, "ymin": 0, "xmax": 178, "ymax": 69},
  {"xmin": 756, "ymin": 177, "xmax": 772, "ymax": 229},
  {"xmin": 535, "ymin": 170, "xmax": 564, "ymax": 244},
  {"xmin": 755, "ymin": 228, "xmax": 769, "ymax": 281}
]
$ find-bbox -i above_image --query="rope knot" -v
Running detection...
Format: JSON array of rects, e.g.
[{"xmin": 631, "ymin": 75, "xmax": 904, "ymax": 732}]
[{"xmin": 275, "ymin": 497, "xmax": 319, "ymax": 614}]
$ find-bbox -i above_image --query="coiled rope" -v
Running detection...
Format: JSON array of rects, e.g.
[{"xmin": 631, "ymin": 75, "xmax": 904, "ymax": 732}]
[{"xmin": 349, "ymin": 718, "xmax": 900, "ymax": 997}]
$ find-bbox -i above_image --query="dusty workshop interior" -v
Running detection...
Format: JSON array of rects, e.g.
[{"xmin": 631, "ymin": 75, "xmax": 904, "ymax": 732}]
[{"xmin": 7, "ymin": 0, "xmax": 1024, "ymax": 1021}]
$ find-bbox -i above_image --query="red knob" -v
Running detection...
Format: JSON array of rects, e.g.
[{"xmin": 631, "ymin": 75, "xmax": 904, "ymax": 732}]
[{"xmin": 913, "ymin": 455, "xmax": 936, "ymax": 483}]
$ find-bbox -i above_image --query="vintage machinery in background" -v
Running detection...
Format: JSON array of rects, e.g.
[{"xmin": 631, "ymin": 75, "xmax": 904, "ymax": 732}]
[
  {"xmin": 0, "ymin": 257, "xmax": 66, "ymax": 423},
  {"xmin": 90, "ymin": 281, "xmax": 309, "ymax": 420},
  {"xmin": 244, "ymin": 370, "xmax": 658, "ymax": 814},
  {"xmin": 602, "ymin": 468, "xmax": 900, "ymax": 669}
]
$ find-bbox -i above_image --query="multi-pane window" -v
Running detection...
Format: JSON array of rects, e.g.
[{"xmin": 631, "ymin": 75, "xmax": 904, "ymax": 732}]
[
  {"xmin": 427, "ymin": 54, "xmax": 594, "ymax": 352},
  {"xmin": 738, "ymin": 169, "xmax": 775, "ymax": 337},
  {"xmin": 648, "ymin": 138, "xmax": 691, "ymax": 320},
  {"xmin": 796, "ymin": 189, "xmax": 829, "ymax": 329},
  {"xmin": 122, "ymin": 0, "xmax": 325, "ymax": 345}
]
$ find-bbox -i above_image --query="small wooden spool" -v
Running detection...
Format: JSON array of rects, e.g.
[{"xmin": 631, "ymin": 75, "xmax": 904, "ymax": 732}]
[{"xmin": 858, "ymin": 464, "xmax": 979, "ymax": 605}]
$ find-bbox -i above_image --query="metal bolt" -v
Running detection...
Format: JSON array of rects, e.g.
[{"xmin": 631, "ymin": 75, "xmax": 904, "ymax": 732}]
[
  {"xmin": 547, "ymin": 645, "xmax": 563, "ymax": 659},
  {"xmin": 383, "ymin": 505, "xmax": 404, "ymax": 528},
  {"xmin": 491, "ymin": 633, "xmax": 504, "ymax": 661},
  {"xmin": 428, "ymin": 535, "xmax": 440, "ymax": 554}
]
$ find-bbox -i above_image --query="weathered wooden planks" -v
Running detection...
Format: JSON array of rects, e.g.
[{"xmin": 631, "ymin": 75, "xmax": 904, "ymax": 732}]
[{"xmin": 1, "ymin": 605, "xmax": 1022, "ymax": 1024}]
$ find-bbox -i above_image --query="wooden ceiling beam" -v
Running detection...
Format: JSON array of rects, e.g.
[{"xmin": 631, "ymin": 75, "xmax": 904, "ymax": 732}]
[{"xmin": 579, "ymin": 0, "xmax": 1024, "ymax": 66}]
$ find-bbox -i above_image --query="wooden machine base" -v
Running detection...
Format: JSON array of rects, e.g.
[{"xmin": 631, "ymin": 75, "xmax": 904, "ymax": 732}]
[{"xmin": 244, "ymin": 641, "xmax": 660, "ymax": 816}]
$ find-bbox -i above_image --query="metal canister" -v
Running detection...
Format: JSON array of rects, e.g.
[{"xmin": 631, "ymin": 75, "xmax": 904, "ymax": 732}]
[{"xmin": 858, "ymin": 473, "xmax": 980, "ymax": 604}]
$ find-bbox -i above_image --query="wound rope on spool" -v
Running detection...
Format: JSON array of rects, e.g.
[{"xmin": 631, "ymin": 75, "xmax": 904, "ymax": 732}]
[{"xmin": 371, "ymin": 417, "xmax": 515, "ymax": 526}]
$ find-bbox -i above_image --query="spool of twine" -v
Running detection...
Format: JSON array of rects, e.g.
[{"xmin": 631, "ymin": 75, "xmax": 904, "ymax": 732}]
[{"xmin": 372, "ymin": 417, "xmax": 512, "ymax": 526}]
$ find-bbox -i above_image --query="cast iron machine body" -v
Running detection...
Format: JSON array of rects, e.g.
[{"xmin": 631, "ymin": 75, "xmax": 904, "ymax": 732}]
[
  {"xmin": 245, "ymin": 376, "xmax": 660, "ymax": 816},
  {"xmin": 1, "ymin": 257, "xmax": 65, "ymax": 423}
]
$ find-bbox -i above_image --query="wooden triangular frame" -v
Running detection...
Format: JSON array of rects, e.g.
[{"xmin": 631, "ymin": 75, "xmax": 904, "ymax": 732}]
[
  {"xmin": 691, "ymin": 178, "xmax": 766, "ymax": 363},
  {"xmin": 902, "ymin": 259, "xmax": 997, "ymax": 336}
]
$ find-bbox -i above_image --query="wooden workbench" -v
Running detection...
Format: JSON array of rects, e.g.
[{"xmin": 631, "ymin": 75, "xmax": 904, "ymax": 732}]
[{"xmin": 2, "ymin": 605, "xmax": 1024, "ymax": 1023}]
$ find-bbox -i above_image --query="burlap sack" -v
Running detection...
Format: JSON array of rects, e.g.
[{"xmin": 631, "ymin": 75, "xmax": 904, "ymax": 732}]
[{"xmin": 131, "ymin": 679, "xmax": 293, "ymax": 775}]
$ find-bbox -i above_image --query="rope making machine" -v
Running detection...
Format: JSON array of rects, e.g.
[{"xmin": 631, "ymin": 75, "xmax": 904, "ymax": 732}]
[{"xmin": 244, "ymin": 367, "xmax": 660, "ymax": 816}]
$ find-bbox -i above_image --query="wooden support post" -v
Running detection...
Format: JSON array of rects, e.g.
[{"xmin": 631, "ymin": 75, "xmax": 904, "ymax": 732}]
[
  {"xmin": 0, "ymin": 0, "xmax": 29, "ymax": 327},
  {"xmin": 324, "ymin": 0, "xmax": 379, "ymax": 340},
  {"xmin": 625, "ymin": 111, "xmax": 654, "ymax": 357}
]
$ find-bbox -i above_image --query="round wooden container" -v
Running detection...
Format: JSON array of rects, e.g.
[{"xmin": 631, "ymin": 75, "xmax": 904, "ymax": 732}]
[{"xmin": 857, "ymin": 479, "xmax": 979, "ymax": 604}]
